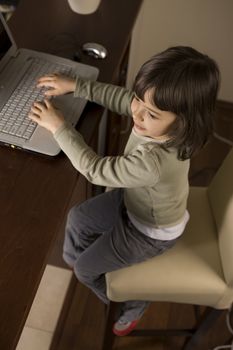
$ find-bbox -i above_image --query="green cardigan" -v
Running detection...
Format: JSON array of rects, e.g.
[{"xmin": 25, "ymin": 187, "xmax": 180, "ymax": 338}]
[{"xmin": 54, "ymin": 77, "xmax": 190, "ymax": 228}]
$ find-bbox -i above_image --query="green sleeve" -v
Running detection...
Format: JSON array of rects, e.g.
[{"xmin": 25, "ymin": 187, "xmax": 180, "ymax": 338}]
[
  {"xmin": 74, "ymin": 76, "xmax": 133, "ymax": 117},
  {"xmin": 54, "ymin": 124, "xmax": 160, "ymax": 188}
]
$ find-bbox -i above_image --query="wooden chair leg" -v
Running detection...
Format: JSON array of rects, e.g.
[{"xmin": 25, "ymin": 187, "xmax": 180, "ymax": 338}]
[
  {"xmin": 183, "ymin": 307, "xmax": 224, "ymax": 350},
  {"xmin": 102, "ymin": 302, "xmax": 118, "ymax": 350}
]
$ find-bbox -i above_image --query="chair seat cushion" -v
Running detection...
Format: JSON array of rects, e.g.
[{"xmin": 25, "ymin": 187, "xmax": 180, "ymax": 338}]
[{"xmin": 106, "ymin": 187, "xmax": 227, "ymax": 308}]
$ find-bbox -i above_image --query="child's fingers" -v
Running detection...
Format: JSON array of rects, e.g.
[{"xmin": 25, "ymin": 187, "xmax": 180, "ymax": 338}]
[
  {"xmin": 30, "ymin": 105, "xmax": 41, "ymax": 115},
  {"xmin": 28, "ymin": 113, "xmax": 39, "ymax": 122},
  {"xmin": 29, "ymin": 100, "xmax": 51, "ymax": 122},
  {"xmin": 37, "ymin": 81, "xmax": 61, "ymax": 96},
  {"xmin": 37, "ymin": 77, "xmax": 59, "ymax": 88},
  {"xmin": 37, "ymin": 80, "xmax": 56, "ymax": 88},
  {"xmin": 33, "ymin": 101, "xmax": 46, "ymax": 110},
  {"xmin": 37, "ymin": 73, "xmax": 58, "ymax": 81},
  {"xmin": 37, "ymin": 76, "xmax": 54, "ymax": 82},
  {"xmin": 44, "ymin": 89, "xmax": 57, "ymax": 96},
  {"xmin": 44, "ymin": 99, "xmax": 53, "ymax": 109},
  {"xmin": 37, "ymin": 73, "xmax": 63, "ymax": 83},
  {"xmin": 37, "ymin": 79, "xmax": 50, "ymax": 84},
  {"xmin": 28, "ymin": 108, "xmax": 43, "ymax": 123}
]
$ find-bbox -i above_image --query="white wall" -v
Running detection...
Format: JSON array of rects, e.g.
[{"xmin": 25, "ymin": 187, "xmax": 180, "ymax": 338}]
[{"xmin": 127, "ymin": 0, "xmax": 233, "ymax": 102}]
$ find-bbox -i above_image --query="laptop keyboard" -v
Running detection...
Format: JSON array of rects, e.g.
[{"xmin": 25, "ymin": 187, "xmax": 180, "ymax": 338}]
[{"xmin": 0, "ymin": 58, "xmax": 72, "ymax": 140}]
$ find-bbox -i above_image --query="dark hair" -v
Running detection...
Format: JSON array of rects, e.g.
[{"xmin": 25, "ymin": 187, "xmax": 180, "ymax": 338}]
[{"xmin": 133, "ymin": 46, "xmax": 220, "ymax": 160}]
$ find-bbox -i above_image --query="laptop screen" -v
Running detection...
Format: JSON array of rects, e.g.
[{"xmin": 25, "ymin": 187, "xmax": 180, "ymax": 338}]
[{"xmin": 0, "ymin": 19, "xmax": 13, "ymax": 60}]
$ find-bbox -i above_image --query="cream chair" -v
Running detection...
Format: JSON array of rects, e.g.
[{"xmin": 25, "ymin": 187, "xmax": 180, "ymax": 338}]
[{"xmin": 102, "ymin": 147, "xmax": 233, "ymax": 350}]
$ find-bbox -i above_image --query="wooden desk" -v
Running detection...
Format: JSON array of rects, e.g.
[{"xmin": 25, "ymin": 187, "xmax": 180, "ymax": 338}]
[{"xmin": 0, "ymin": 1, "xmax": 142, "ymax": 349}]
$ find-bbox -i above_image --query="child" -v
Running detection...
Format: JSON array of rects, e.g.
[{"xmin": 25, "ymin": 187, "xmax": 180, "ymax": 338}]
[{"xmin": 29, "ymin": 46, "xmax": 220, "ymax": 336}]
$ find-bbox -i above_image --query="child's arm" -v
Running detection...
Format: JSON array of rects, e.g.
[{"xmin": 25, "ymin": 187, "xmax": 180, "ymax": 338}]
[
  {"xmin": 37, "ymin": 74, "xmax": 133, "ymax": 118},
  {"xmin": 74, "ymin": 76, "xmax": 134, "ymax": 118},
  {"xmin": 53, "ymin": 123, "xmax": 159, "ymax": 188},
  {"xmin": 29, "ymin": 100, "xmax": 159, "ymax": 188}
]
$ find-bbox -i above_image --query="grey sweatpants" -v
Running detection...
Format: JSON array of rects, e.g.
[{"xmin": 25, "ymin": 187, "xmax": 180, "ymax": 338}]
[{"xmin": 63, "ymin": 189, "xmax": 177, "ymax": 322}]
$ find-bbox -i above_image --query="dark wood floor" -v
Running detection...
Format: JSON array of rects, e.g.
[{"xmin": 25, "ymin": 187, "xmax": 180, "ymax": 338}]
[{"xmin": 49, "ymin": 101, "xmax": 233, "ymax": 350}]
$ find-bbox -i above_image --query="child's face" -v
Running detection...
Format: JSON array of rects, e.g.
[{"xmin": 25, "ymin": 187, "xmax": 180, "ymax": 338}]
[{"xmin": 131, "ymin": 89, "xmax": 176, "ymax": 140}]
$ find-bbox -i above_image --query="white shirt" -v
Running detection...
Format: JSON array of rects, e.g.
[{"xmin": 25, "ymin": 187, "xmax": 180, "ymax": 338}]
[{"xmin": 127, "ymin": 210, "xmax": 190, "ymax": 241}]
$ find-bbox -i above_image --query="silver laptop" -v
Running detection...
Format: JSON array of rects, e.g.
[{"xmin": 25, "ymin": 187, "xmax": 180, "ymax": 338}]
[{"xmin": 0, "ymin": 13, "xmax": 99, "ymax": 156}]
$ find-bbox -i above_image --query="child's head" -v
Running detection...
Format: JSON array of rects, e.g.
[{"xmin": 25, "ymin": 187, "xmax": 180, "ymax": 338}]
[{"xmin": 132, "ymin": 46, "xmax": 220, "ymax": 160}]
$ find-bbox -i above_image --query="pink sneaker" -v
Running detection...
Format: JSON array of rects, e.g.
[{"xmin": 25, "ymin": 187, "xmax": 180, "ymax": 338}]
[{"xmin": 113, "ymin": 319, "xmax": 139, "ymax": 336}]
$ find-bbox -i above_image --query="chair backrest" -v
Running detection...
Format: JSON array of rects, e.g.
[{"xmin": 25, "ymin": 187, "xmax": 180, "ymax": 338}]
[{"xmin": 208, "ymin": 147, "xmax": 233, "ymax": 288}]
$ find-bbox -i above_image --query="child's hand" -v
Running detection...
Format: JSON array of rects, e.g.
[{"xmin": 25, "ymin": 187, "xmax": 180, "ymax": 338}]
[
  {"xmin": 29, "ymin": 99, "xmax": 65, "ymax": 134},
  {"xmin": 37, "ymin": 74, "xmax": 76, "ymax": 96}
]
